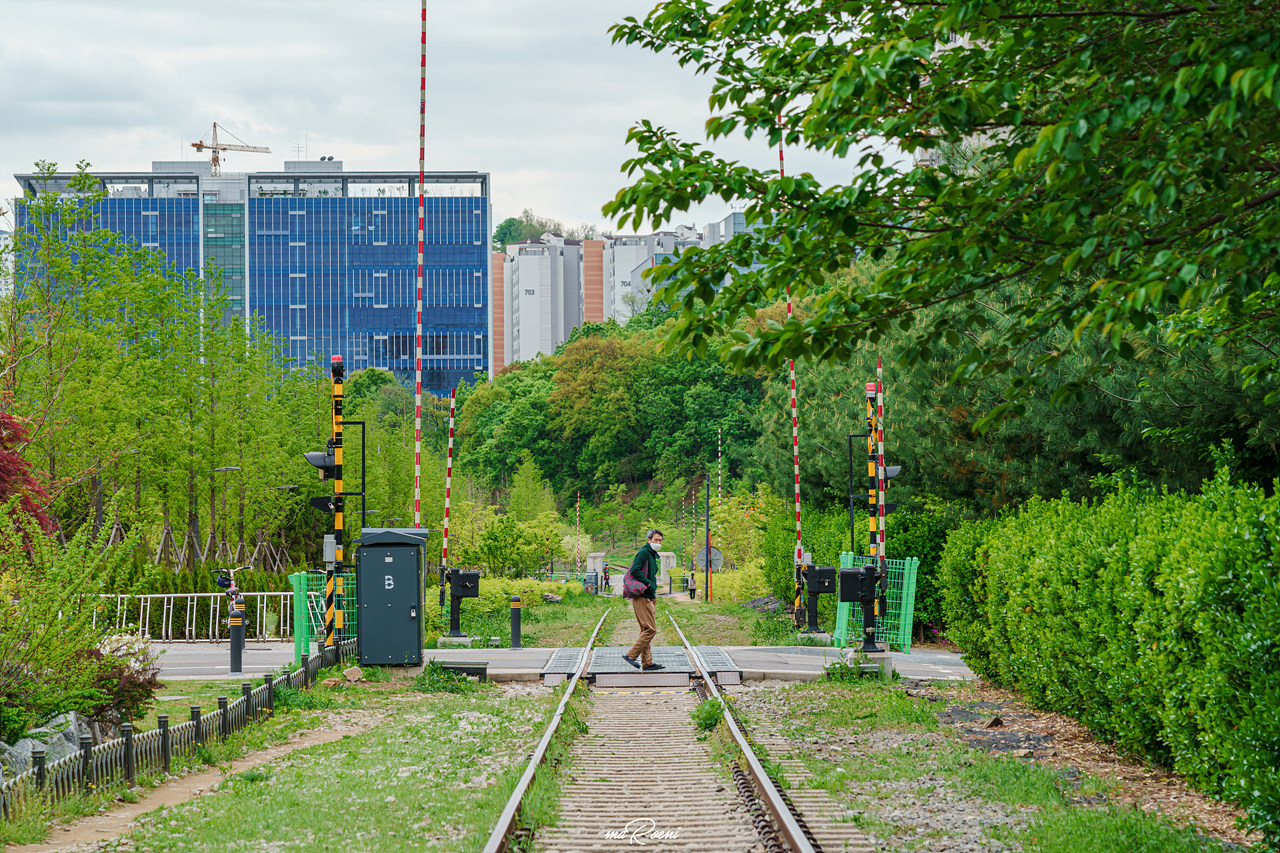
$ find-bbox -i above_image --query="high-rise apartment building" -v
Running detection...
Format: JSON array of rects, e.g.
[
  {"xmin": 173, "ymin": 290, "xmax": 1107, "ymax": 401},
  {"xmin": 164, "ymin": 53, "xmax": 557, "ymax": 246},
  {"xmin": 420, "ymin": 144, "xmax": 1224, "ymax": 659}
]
[
  {"xmin": 603, "ymin": 231, "xmax": 699, "ymax": 321},
  {"xmin": 14, "ymin": 160, "xmax": 491, "ymax": 394},
  {"xmin": 504, "ymin": 232, "xmax": 582, "ymax": 363}
]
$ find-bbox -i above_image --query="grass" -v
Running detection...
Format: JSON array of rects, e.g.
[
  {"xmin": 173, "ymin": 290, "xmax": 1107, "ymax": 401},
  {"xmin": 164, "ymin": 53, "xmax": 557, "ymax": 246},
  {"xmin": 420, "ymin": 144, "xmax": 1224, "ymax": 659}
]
[
  {"xmin": 749, "ymin": 681, "xmax": 1239, "ymax": 853},
  {"xmin": 1023, "ymin": 807, "xmax": 1237, "ymax": 853},
  {"xmin": 412, "ymin": 661, "xmax": 497, "ymax": 694},
  {"xmin": 521, "ymin": 594, "xmax": 614, "ymax": 647},
  {"xmin": 514, "ymin": 682, "xmax": 590, "ymax": 848},
  {"xmin": 659, "ymin": 597, "xmax": 802, "ymax": 647},
  {"xmin": 0, "ymin": 684, "xmax": 336, "ymax": 847},
  {"xmin": 118, "ymin": 682, "xmax": 561, "ymax": 853},
  {"xmin": 138, "ymin": 677, "xmax": 276, "ymax": 732}
]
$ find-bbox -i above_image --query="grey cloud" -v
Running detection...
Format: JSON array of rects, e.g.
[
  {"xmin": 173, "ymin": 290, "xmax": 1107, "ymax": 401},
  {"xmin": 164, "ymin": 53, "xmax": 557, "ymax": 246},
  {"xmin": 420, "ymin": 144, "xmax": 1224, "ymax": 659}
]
[{"xmin": 0, "ymin": 0, "xmax": 844, "ymax": 228}]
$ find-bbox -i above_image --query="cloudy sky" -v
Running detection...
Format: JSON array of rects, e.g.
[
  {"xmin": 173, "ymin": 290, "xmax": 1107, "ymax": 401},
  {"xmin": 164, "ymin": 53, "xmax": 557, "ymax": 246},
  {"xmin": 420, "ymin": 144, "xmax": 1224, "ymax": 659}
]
[{"xmin": 0, "ymin": 0, "xmax": 854, "ymax": 235}]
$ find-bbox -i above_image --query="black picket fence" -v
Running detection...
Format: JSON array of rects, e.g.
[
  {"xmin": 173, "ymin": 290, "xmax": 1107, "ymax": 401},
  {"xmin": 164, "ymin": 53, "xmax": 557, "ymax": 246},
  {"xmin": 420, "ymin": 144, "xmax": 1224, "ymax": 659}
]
[{"xmin": 0, "ymin": 637, "xmax": 356, "ymax": 821}]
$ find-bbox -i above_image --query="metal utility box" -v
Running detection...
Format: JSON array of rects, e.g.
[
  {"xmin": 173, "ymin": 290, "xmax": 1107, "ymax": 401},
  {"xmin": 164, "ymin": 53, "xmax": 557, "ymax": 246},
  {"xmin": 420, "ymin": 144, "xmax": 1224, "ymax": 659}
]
[
  {"xmin": 838, "ymin": 564, "xmax": 880, "ymax": 604},
  {"xmin": 449, "ymin": 569, "xmax": 481, "ymax": 599},
  {"xmin": 806, "ymin": 566, "xmax": 837, "ymax": 595},
  {"xmin": 356, "ymin": 529, "xmax": 428, "ymax": 665}
]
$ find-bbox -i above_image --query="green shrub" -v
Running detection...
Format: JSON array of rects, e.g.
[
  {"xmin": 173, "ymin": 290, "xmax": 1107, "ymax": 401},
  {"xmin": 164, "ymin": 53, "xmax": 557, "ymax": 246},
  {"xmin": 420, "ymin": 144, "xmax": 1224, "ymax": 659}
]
[
  {"xmin": 709, "ymin": 561, "xmax": 769, "ymax": 603},
  {"xmin": 690, "ymin": 698, "xmax": 723, "ymax": 736},
  {"xmin": 412, "ymin": 661, "xmax": 486, "ymax": 694},
  {"xmin": 0, "ymin": 509, "xmax": 146, "ymax": 743},
  {"xmin": 422, "ymin": 576, "xmax": 586, "ymax": 645},
  {"xmin": 274, "ymin": 683, "xmax": 333, "ymax": 710},
  {"xmin": 937, "ymin": 467, "xmax": 1280, "ymax": 845}
]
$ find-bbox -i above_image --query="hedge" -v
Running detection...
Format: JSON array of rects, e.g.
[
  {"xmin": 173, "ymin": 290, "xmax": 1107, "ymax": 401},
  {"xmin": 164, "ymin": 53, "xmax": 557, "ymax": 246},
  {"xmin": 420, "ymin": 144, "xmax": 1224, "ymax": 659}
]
[{"xmin": 939, "ymin": 469, "xmax": 1279, "ymax": 846}]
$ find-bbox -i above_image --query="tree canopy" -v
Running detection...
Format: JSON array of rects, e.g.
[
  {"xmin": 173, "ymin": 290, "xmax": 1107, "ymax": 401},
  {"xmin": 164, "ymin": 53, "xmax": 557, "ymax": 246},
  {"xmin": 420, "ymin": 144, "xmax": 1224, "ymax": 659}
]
[{"xmin": 606, "ymin": 1, "xmax": 1280, "ymax": 425}]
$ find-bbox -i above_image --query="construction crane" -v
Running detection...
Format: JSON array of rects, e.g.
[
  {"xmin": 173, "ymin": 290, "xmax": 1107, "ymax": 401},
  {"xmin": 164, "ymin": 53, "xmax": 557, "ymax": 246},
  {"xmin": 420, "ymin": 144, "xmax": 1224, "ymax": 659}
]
[{"xmin": 190, "ymin": 122, "xmax": 270, "ymax": 176}]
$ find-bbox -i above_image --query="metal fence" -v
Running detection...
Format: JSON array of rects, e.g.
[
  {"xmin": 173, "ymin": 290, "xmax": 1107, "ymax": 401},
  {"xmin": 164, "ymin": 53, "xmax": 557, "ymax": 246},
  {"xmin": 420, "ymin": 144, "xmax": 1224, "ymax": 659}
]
[
  {"xmin": 832, "ymin": 554, "xmax": 921, "ymax": 653},
  {"xmin": 0, "ymin": 638, "xmax": 356, "ymax": 821},
  {"xmin": 289, "ymin": 573, "xmax": 358, "ymax": 667},
  {"xmin": 91, "ymin": 592, "xmax": 295, "ymax": 642}
]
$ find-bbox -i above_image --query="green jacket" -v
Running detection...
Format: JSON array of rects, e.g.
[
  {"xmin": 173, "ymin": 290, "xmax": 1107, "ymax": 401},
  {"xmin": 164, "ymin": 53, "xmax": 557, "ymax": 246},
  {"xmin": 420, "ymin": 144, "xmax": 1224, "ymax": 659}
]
[{"xmin": 629, "ymin": 544, "xmax": 660, "ymax": 600}]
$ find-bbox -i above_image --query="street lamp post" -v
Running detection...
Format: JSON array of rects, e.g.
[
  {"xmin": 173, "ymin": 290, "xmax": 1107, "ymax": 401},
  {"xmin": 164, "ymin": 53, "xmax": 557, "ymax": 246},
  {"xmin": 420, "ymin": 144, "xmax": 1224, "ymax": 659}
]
[{"xmin": 214, "ymin": 467, "xmax": 241, "ymax": 553}]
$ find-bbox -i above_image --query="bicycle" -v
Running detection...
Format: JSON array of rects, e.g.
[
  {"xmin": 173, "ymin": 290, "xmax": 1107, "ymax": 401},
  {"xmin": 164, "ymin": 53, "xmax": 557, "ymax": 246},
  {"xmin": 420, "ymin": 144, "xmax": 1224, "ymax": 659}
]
[{"xmin": 211, "ymin": 565, "xmax": 251, "ymax": 603}]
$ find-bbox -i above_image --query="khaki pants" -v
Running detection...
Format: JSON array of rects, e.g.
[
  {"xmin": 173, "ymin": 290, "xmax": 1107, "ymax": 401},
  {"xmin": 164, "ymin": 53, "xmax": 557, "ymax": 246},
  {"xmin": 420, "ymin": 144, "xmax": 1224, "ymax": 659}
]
[{"xmin": 627, "ymin": 597, "xmax": 657, "ymax": 666}]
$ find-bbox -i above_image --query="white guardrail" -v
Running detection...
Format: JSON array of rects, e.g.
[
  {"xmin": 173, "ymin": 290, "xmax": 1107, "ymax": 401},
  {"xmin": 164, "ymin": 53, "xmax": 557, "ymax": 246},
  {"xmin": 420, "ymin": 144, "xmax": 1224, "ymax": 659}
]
[{"xmin": 91, "ymin": 592, "xmax": 294, "ymax": 642}]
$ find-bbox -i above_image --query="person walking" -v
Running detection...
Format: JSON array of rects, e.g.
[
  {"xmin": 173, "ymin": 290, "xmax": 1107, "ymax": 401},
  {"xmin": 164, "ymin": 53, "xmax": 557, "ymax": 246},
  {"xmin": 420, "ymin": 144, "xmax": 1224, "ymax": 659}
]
[{"xmin": 623, "ymin": 529, "xmax": 664, "ymax": 670}]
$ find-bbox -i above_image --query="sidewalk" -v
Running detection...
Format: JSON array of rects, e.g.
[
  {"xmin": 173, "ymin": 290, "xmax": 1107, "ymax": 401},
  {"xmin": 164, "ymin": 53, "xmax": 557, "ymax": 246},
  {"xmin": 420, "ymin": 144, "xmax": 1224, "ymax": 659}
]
[{"xmin": 154, "ymin": 642, "xmax": 294, "ymax": 681}]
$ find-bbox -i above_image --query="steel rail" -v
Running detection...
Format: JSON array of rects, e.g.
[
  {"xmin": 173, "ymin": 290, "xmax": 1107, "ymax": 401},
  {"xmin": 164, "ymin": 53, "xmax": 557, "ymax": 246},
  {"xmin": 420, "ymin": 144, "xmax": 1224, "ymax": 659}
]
[
  {"xmin": 669, "ymin": 614, "xmax": 819, "ymax": 853},
  {"xmin": 479, "ymin": 608, "xmax": 611, "ymax": 853}
]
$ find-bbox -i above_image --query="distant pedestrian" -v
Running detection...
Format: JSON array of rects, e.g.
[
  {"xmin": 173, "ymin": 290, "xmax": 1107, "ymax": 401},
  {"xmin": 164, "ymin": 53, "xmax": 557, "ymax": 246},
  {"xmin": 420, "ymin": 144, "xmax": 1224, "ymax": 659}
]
[
  {"xmin": 602, "ymin": 563, "xmax": 611, "ymax": 592},
  {"xmin": 623, "ymin": 529, "xmax": 664, "ymax": 670}
]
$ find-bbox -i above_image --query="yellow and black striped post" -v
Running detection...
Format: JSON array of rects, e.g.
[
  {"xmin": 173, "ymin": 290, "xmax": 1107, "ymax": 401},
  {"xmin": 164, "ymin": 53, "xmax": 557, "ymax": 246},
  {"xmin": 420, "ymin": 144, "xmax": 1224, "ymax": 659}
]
[
  {"xmin": 861, "ymin": 381, "xmax": 880, "ymax": 651},
  {"xmin": 325, "ymin": 355, "xmax": 346, "ymax": 662},
  {"xmin": 229, "ymin": 595, "xmax": 245, "ymax": 675},
  {"xmin": 866, "ymin": 382, "xmax": 878, "ymax": 565}
]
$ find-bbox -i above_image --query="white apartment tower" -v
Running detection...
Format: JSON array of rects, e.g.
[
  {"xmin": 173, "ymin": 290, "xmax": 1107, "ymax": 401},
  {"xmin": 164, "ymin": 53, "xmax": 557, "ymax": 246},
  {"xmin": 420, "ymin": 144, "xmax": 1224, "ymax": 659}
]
[{"xmin": 505, "ymin": 232, "xmax": 583, "ymax": 363}]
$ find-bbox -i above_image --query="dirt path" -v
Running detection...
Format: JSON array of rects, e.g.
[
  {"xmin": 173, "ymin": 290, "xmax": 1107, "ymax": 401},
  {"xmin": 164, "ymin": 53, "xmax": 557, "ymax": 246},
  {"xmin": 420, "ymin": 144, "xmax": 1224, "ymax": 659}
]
[{"xmin": 9, "ymin": 711, "xmax": 382, "ymax": 853}]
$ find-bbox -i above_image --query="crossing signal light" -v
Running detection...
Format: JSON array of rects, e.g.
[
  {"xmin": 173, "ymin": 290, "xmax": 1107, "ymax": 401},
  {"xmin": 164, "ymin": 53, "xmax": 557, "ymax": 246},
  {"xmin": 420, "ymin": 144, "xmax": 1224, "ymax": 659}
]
[
  {"xmin": 303, "ymin": 439, "xmax": 337, "ymax": 481},
  {"xmin": 880, "ymin": 464, "xmax": 901, "ymax": 515}
]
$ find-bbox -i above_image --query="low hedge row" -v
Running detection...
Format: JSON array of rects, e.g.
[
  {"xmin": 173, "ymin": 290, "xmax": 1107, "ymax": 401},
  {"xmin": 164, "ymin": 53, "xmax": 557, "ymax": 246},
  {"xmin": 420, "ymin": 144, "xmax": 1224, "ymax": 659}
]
[{"xmin": 939, "ymin": 469, "xmax": 1279, "ymax": 845}]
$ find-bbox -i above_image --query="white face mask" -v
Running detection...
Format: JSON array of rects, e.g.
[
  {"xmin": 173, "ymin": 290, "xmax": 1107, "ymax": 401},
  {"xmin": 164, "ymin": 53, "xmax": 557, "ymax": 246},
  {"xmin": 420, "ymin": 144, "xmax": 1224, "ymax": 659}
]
[{"xmin": 650, "ymin": 540, "xmax": 662, "ymax": 551}]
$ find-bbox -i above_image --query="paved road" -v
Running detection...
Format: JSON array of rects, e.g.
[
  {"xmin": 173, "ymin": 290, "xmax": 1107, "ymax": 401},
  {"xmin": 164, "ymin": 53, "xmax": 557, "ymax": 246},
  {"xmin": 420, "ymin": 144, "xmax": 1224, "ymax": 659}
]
[
  {"xmin": 153, "ymin": 640, "xmax": 973, "ymax": 683},
  {"xmin": 155, "ymin": 642, "xmax": 295, "ymax": 682}
]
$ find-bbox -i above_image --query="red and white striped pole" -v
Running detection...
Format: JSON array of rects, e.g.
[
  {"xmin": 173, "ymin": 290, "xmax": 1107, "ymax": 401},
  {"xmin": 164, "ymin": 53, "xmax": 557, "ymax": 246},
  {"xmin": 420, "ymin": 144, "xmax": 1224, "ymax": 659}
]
[
  {"xmin": 717, "ymin": 426, "xmax": 722, "ymax": 506},
  {"xmin": 779, "ymin": 115, "xmax": 802, "ymax": 564},
  {"xmin": 680, "ymin": 491, "xmax": 687, "ymax": 565},
  {"xmin": 575, "ymin": 492, "xmax": 581, "ymax": 573},
  {"xmin": 412, "ymin": 0, "xmax": 426, "ymax": 528},
  {"xmin": 441, "ymin": 389, "xmax": 454, "ymax": 566}
]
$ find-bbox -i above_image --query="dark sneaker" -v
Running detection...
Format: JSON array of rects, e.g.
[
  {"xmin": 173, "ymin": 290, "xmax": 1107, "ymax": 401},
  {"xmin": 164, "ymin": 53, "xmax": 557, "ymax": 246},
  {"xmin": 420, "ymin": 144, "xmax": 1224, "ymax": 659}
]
[
  {"xmin": 642, "ymin": 663, "xmax": 666, "ymax": 671},
  {"xmin": 622, "ymin": 655, "xmax": 640, "ymax": 669}
]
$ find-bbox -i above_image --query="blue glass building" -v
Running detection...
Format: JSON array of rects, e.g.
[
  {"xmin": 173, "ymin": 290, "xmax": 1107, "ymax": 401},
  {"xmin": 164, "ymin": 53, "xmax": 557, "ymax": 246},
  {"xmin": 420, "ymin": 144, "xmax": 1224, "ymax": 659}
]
[{"xmin": 14, "ymin": 161, "xmax": 490, "ymax": 393}]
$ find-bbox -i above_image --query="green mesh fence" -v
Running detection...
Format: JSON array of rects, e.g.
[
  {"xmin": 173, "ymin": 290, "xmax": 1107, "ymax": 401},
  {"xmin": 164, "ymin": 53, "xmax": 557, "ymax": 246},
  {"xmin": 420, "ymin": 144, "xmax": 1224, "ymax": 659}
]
[
  {"xmin": 289, "ymin": 572, "xmax": 358, "ymax": 667},
  {"xmin": 832, "ymin": 553, "xmax": 920, "ymax": 653}
]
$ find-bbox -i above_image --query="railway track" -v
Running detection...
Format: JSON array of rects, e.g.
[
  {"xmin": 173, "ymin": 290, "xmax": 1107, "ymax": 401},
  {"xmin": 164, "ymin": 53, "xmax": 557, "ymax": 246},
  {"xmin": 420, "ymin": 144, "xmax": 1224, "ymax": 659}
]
[{"xmin": 481, "ymin": 611, "xmax": 875, "ymax": 853}]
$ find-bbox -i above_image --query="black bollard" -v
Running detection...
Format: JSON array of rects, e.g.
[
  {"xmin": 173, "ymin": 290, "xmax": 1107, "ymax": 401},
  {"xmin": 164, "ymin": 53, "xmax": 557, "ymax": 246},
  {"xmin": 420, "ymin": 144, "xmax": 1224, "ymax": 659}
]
[
  {"xmin": 191, "ymin": 705, "xmax": 203, "ymax": 744},
  {"xmin": 158, "ymin": 715, "xmax": 171, "ymax": 775},
  {"xmin": 122, "ymin": 722, "xmax": 135, "ymax": 784},
  {"xmin": 79, "ymin": 733, "xmax": 93, "ymax": 791},
  {"xmin": 510, "ymin": 596, "xmax": 522, "ymax": 648},
  {"xmin": 33, "ymin": 744, "xmax": 46, "ymax": 789},
  {"xmin": 230, "ymin": 596, "xmax": 245, "ymax": 676}
]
